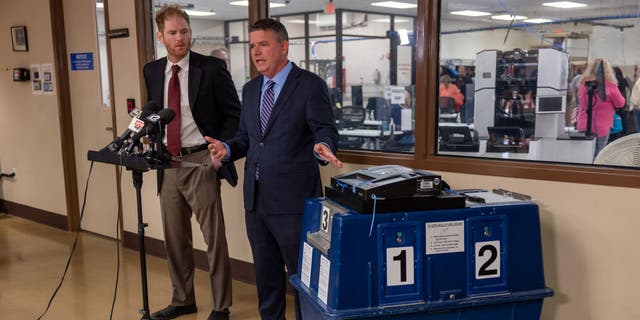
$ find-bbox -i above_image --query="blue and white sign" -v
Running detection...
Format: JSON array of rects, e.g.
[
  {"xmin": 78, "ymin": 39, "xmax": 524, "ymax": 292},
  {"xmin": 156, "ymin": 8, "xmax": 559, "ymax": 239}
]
[{"xmin": 70, "ymin": 52, "xmax": 94, "ymax": 71}]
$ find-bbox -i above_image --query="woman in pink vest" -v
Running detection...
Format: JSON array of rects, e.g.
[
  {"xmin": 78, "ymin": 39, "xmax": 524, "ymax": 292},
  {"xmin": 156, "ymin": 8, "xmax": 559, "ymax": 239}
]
[{"xmin": 576, "ymin": 58, "xmax": 625, "ymax": 158}]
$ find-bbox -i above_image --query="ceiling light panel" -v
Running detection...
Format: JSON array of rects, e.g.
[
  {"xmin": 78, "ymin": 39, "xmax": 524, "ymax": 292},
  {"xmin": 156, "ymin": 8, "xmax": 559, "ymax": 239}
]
[
  {"xmin": 450, "ymin": 10, "xmax": 491, "ymax": 17},
  {"xmin": 371, "ymin": 1, "xmax": 418, "ymax": 9},
  {"xmin": 542, "ymin": 2, "xmax": 587, "ymax": 9},
  {"xmin": 491, "ymin": 14, "xmax": 528, "ymax": 20},
  {"xmin": 524, "ymin": 18, "xmax": 553, "ymax": 24},
  {"xmin": 230, "ymin": 1, "xmax": 285, "ymax": 8}
]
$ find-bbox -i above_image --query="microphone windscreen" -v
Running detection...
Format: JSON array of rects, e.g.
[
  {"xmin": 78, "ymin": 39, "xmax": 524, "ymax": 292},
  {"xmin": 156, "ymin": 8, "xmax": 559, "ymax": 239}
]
[
  {"xmin": 141, "ymin": 100, "xmax": 159, "ymax": 112},
  {"xmin": 157, "ymin": 108, "xmax": 176, "ymax": 124},
  {"xmin": 138, "ymin": 108, "xmax": 153, "ymax": 119}
]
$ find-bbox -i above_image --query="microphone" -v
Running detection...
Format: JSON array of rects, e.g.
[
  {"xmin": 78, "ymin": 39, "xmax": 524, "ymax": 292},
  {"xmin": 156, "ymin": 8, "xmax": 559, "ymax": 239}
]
[
  {"xmin": 101, "ymin": 108, "xmax": 153, "ymax": 152},
  {"xmin": 125, "ymin": 108, "xmax": 176, "ymax": 153}
]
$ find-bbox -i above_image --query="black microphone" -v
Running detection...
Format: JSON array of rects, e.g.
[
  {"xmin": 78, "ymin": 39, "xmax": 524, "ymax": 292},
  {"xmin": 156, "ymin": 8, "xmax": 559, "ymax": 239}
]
[
  {"xmin": 101, "ymin": 108, "xmax": 153, "ymax": 152},
  {"xmin": 125, "ymin": 108, "xmax": 176, "ymax": 153}
]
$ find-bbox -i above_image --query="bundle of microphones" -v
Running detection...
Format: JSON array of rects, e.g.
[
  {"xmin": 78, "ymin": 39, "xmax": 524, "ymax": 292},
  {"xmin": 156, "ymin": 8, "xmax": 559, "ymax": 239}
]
[{"xmin": 101, "ymin": 101, "xmax": 175, "ymax": 163}]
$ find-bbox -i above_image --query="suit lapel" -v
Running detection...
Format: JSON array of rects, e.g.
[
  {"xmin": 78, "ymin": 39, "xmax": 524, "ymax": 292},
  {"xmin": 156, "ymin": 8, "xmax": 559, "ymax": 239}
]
[
  {"xmin": 152, "ymin": 58, "xmax": 167, "ymax": 107},
  {"xmin": 188, "ymin": 51, "xmax": 201, "ymax": 110},
  {"xmin": 261, "ymin": 65, "xmax": 301, "ymax": 137},
  {"xmin": 247, "ymin": 79, "xmax": 262, "ymax": 136}
]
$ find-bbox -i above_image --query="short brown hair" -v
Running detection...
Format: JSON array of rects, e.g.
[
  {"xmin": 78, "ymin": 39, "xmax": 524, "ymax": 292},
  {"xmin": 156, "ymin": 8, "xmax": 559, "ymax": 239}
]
[
  {"xmin": 155, "ymin": 4, "xmax": 190, "ymax": 32},
  {"xmin": 249, "ymin": 18, "xmax": 288, "ymax": 42}
]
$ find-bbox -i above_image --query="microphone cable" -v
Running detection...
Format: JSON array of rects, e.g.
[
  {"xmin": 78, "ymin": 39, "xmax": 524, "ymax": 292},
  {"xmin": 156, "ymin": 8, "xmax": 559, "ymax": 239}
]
[
  {"xmin": 109, "ymin": 161, "xmax": 125, "ymax": 320},
  {"xmin": 36, "ymin": 161, "xmax": 94, "ymax": 320}
]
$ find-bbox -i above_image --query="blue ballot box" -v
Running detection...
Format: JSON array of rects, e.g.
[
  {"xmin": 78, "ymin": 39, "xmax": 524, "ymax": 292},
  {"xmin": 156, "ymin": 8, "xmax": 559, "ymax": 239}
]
[{"xmin": 290, "ymin": 195, "xmax": 553, "ymax": 320}]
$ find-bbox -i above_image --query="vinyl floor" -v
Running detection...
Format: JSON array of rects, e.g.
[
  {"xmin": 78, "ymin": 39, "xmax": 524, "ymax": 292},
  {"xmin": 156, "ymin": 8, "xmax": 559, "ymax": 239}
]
[{"xmin": 0, "ymin": 213, "xmax": 295, "ymax": 320}]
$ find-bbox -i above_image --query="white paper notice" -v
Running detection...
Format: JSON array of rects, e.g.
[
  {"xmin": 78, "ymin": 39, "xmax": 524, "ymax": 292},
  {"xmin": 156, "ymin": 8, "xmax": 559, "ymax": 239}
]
[
  {"xmin": 301, "ymin": 242, "xmax": 313, "ymax": 288},
  {"xmin": 426, "ymin": 220, "xmax": 465, "ymax": 254},
  {"xmin": 31, "ymin": 64, "xmax": 42, "ymax": 95},
  {"xmin": 41, "ymin": 64, "xmax": 55, "ymax": 95},
  {"xmin": 318, "ymin": 255, "xmax": 330, "ymax": 304}
]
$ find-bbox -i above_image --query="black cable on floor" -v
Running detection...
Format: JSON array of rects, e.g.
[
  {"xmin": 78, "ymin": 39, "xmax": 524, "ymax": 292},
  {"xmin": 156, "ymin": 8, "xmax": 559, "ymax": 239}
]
[
  {"xmin": 36, "ymin": 161, "xmax": 94, "ymax": 320},
  {"xmin": 109, "ymin": 165, "xmax": 123, "ymax": 320}
]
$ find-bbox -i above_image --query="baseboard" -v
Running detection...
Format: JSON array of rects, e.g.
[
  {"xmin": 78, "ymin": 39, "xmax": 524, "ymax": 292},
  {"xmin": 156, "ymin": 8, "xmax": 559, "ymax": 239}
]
[
  {"xmin": 0, "ymin": 199, "xmax": 68, "ymax": 230},
  {"xmin": 122, "ymin": 231, "xmax": 257, "ymax": 285}
]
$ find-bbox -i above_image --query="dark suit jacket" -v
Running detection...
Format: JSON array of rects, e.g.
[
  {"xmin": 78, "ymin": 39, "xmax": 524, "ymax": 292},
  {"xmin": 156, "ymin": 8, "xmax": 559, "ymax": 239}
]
[
  {"xmin": 143, "ymin": 51, "xmax": 241, "ymax": 186},
  {"xmin": 226, "ymin": 63, "xmax": 338, "ymax": 214}
]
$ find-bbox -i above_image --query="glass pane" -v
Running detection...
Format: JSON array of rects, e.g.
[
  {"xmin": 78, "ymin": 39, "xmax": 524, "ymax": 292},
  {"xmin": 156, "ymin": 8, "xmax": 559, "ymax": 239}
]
[
  {"xmin": 280, "ymin": 14, "xmax": 306, "ymax": 38},
  {"xmin": 151, "ymin": 2, "xmax": 248, "ymax": 97},
  {"xmin": 438, "ymin": 0, "xmax": 640, "ymax": 168},
  {"xmin": 95, "ymin": 0, "xmax": 110, "ymax": 109},
  {"xmin": 271, "ymin": 0, "xmax": 417, "ymax": 154}
]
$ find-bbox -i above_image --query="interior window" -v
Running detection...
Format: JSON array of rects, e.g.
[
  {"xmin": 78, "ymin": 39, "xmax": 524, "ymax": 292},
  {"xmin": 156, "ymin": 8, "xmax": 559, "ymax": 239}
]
[
  {"xmin": 271, "ymin": 1, "xmax": 417, "ymax": 154},
  {"xmin": 151, "ymin": 1, "xmax": 249, "ymax": 99},
  {"xmin": 438, "ymin": 0, "xmax": 640, "ymax": 168}
]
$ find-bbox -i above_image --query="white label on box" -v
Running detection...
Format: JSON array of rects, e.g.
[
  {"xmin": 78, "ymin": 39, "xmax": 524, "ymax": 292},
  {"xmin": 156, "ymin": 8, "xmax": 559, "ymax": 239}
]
[
  {"xmin": 426, "ymin": 220, "xmax": 465, "ymax": 254},
  {"xmin": 301, "ymin": 242, "xmax": 313, "ymax": 288},
  {"xmin": 475, "ymin": 240, "xmax": 501, "ymax": 279},
  {"xmin": 318, "ymin": 255, "xmax": 331, "ymax": 304},
  {"xmin": 386, "ymin": 246, "xmax": 415, "ymax": 286}
]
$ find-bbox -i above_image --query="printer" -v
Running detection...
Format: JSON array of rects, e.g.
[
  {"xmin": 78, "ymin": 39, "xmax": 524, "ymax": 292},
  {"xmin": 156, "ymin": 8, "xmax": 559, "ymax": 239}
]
[{"xmin": 325, "ymin": 165, "xmax": 465, "ymax": 213}]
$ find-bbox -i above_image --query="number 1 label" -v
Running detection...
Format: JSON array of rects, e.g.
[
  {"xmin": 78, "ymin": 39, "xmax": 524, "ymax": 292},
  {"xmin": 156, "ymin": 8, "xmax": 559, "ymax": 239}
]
[
  {"xmin": 386, "ymin": 246, "xmax": 414, "ymax": 286},
  {"xmin": 475, "ymin": 241, "xmax": 500, "ymax": 279}
]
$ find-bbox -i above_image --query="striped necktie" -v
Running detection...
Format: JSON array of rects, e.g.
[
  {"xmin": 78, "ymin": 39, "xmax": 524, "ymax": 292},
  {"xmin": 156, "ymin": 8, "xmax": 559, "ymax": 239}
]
[
  {"xmin": 256, "ymin": 80, "xmax": 276, "ymax": 180},
  {"xmin": 259, "ymin": 80, "xmax": 276, "ymax": 135}
]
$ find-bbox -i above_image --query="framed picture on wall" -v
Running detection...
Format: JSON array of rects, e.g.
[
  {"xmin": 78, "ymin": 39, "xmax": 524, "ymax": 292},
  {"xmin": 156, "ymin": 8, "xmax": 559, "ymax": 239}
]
[{"xmin": 11, "ymin": 26, "xmax": 28, "ymax": 52}]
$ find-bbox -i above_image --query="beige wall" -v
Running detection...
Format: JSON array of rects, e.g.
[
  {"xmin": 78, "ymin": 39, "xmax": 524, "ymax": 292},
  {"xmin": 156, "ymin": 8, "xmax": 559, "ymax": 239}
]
[
  {"xmin": 0, "ymin": 0, "xmax": 67, "ymax": 215},
  {"xmin": 1, "ymin": 2, "xmax": 639, "ymax": 320}
]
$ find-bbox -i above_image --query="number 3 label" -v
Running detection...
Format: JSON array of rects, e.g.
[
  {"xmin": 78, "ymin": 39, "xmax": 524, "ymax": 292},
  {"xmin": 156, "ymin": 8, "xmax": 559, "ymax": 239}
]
[
  {"xmin": 320, "ymin": 206, "xmax": 330, "ymax": 233},
  {"xmin": 386, "ymin": 246, "xmax": 414, "ymax": 286},
  {"xmin": 474, "ymin": 241, "xmax": 500, "ymax": 279}
]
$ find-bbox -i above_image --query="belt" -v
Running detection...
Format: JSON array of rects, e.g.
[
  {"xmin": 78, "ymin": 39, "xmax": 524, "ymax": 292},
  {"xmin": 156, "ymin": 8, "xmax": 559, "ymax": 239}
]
[{"xmin": 179, "ymin": 143, "xmax": 208, "ymax": 156}]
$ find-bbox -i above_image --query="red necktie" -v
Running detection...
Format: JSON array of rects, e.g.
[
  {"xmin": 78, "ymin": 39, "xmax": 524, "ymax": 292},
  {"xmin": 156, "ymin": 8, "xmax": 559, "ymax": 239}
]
[{"xmin": 167, "ymin": 64, "xmax": 181, "ymax": 156}]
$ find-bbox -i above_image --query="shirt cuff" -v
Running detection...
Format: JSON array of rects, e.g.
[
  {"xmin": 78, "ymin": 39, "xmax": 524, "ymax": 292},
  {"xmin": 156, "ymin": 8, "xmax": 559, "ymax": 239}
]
[{"xmin": 223, "ymin": 142, "xmax": 231, "ymax": 162}]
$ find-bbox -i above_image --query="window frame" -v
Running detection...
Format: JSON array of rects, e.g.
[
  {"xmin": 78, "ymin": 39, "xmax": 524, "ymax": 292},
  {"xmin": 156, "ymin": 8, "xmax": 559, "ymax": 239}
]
[{"xmin": 338, "ymin": 0, "xmax": 640, "ymax": 188}]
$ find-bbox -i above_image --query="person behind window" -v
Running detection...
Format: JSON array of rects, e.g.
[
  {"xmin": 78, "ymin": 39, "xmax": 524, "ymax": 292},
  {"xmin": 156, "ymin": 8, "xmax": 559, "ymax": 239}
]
[
  {"xmin": 144, "ymin": 5, "xmax": 241, "ymax": 320},
  {"xmin": 385, "ymin": 87, "xmax": 415, "ymax": 151},
  {"xmin": 439, "ymin": 75, "xmax": 464, "ymax": 112},
  {"xmin": 629, "ymin": 65, "xmax": 640, "ymax": 133},
  {"xmin": 610, "ymin": 66, "xmax": 631, "ymax": 142},
  {"xmin": 389, "ymin": 87, "xmax": 412, "ymax": 127},
  {"xmin": 210, "ymin": 47, "xmax": 230, "ymax": 70},
  {"xmin": 576, "ymin": 58, "xmax": 625, "ymax": 158},
  {"xmin": 568, "ymin": 64, "xmax": 586, "ymax": 127}
]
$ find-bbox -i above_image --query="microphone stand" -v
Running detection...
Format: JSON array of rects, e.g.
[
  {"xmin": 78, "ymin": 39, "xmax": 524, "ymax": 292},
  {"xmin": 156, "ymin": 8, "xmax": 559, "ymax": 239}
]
[
  {"xmin": 131, "ymin": 168, "xmax": 152, "ymax": 320},
  {"xmin": 133, "ymin": 121, "xmax": 171, "ymax": 320},
  {"xmin": 88, "ymin": 117, "xmax": 190, "ymax": 320}
]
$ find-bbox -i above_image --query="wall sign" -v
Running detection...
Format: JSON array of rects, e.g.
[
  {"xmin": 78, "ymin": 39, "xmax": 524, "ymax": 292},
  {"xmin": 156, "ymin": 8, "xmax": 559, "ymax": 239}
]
[{"xmin": 70, "ymin": 52, "xmax": 94, "ymax": 71}]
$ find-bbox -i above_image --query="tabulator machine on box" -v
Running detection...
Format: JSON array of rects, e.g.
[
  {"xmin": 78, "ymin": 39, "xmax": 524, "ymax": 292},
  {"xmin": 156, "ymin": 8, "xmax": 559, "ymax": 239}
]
[{"xmin": 291, "ymin": 165, "xmax": 553, "ymax": 320}]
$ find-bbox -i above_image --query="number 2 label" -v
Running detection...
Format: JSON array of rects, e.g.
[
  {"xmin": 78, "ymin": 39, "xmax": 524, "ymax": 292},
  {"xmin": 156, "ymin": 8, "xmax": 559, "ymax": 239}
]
[{"xmin": 474, "ymin": 241, "xmax": 500, "ymax": 279}]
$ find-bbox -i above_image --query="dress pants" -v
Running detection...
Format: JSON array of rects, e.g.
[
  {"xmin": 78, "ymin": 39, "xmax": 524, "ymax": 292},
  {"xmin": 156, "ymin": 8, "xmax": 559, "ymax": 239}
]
[
  {"xmin": 246, "ymin": 182, "xmax": 303, "ymax": 320},
  {"xmin": 159, "ymin": 149, "xmax": 232, "ymax": 311}
]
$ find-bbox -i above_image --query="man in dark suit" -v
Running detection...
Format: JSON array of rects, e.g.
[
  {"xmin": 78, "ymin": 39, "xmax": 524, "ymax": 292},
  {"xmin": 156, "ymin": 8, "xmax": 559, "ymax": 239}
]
[
  {"xmin": 205, "ymin": 18, "xmax": 342, "ymax": 320},
  {"xmin": 143, "ymin": 5, "xmax": 240, "ymax": 320}
]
